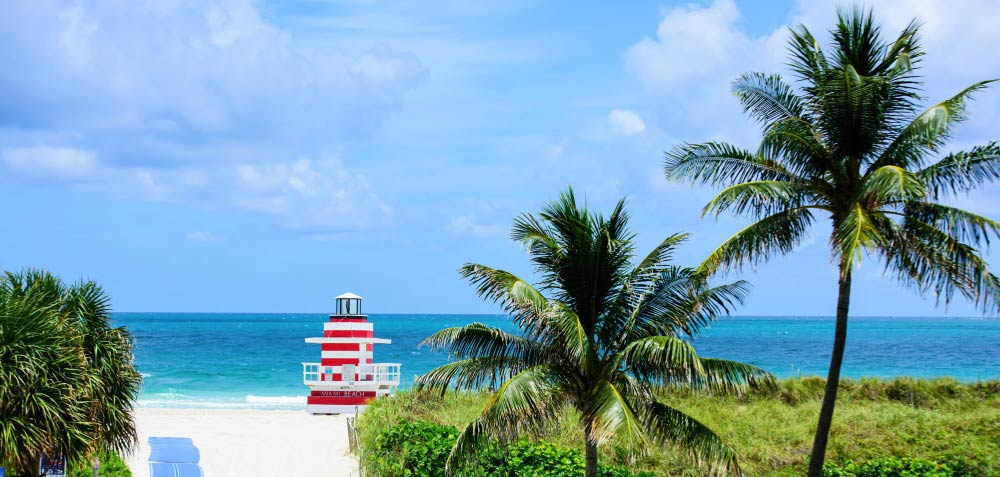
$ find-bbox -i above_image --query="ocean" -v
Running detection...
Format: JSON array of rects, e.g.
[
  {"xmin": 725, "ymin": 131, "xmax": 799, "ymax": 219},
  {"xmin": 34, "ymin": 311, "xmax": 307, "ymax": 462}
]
[{"xmin": 116, "ymin": 313, "xmax": 1000, "ymax": 410}]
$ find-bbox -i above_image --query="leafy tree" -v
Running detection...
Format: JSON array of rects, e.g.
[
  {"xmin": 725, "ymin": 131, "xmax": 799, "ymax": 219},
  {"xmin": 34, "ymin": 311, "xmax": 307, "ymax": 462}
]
[
  {"xmin": 665, "ymin": 8, "xmax": 1000, "ymax": 476},
  {"xmin": 417, "ymin": 189, "xmax": 773, "ymax": 477},
  {"xmin": 0, "ymin": 269, "xmax": 141, "ymax": 476}
]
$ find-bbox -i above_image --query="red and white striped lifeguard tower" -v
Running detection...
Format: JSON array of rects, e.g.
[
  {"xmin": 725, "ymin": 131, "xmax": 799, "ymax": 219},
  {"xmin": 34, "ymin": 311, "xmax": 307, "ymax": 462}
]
[{"xmin": 302, "ymin": 292, "xmax": 401, "ymax": 414}]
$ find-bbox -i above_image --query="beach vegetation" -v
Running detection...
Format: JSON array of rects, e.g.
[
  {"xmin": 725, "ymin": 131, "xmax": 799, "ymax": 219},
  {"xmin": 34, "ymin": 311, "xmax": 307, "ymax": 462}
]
[
  {"xmin": 664, "ymin": 7, "xmax": 1000, "ymax": 475},
  {"xmin": 823, "ymin": 457, "xmax": 953, "ymax": 477},
  {"xmin": 363, "ymin": 420, "xmax": 654, "ymax": 477},
  {"xmin": 415, "ymin": 188, "xmax": 773, "ymax": 476},
  {"xmin": 359, "ymin": 377, "xmax": 1000, "ymax": 476},
  {"xmin": 68, "ymin": 451, "xmax": 131, "ymax": 477},
  {"xmin": 0, "ymin": 269, "xmax": 141, "ymax": 476}
]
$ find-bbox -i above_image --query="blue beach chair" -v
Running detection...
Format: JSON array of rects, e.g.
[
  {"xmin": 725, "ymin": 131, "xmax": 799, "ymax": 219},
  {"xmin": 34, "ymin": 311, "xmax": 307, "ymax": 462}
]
[
  {"xmin": 149, "ymin": 445, "xmax": 200, "ymax": 464},
  {"xmin": 148, "ymin": 436, "xmax": 204, "ymax": 476},
  {"xmin": 149, "ymin": 463, "xmax": 204, "ymax": 477},
  {"xmin": 148, "ymin": 437, "xmax": 194, "ymax": 446}
]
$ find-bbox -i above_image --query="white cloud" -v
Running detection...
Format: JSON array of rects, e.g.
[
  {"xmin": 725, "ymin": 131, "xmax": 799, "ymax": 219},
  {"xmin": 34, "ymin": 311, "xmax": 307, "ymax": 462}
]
[
  {"xmin": 185, "ymin": 231, "xmax": 224, "ymax": 243},
  {"xmin": 445, "ymin": 214, "xmax": 505, "ymax": 238},
  {"xmin": 607, "ymin": 109, "xmax": 646, "ymax": 136},
  {"xmin": 0, "ymin": 146, "xmax": 391, "ymax": 232},
  {"xmin": 0, "ymin": 0, "xmax": 425, "ymax": 230},
  {"xmin": 625, "ymin": 0, "xmax": 784, "ymax": 141},
  {"xmin": 625, "ymin": 0, "xmax": 1000, "ymax": 146},
  {"xmin": 2, "ymin": 146, "xmax": 99, "ymax": 182},
  {"xmin": 0, "ymin": 1, "xmax": 426, "ymax": 143}
]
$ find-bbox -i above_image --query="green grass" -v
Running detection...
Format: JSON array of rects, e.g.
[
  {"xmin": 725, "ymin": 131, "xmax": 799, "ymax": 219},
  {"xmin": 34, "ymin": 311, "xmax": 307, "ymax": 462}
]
[{"xmin": 357, "ymin": 377, "xmax": 1000, "ymax": 476}]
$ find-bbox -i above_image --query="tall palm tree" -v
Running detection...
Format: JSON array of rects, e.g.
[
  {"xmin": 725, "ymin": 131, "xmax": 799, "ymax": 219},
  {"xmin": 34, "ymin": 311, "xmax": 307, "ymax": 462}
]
[
  {"xmin": 0, "ymin": 269, "xmax": 141, "ymax": 476},
  {"xmin": 665, "ymin": 8, "xmax": 1000, "ymax": 476},
  {"xmin": 417, "ymin": 188, "xmax": 773, "ymax": 477}
]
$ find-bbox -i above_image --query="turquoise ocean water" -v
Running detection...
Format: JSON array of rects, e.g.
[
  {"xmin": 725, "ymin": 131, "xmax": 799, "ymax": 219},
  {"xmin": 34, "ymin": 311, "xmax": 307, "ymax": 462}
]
[{"xmin": 116, "ymin": 313, "xmax": 1000, "ymax": 410}]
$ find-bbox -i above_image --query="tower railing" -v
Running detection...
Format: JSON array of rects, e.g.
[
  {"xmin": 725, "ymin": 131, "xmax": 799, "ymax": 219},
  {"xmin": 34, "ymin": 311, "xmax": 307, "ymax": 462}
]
[{"xmin": 302, "ymin": 363, "xmax": 402, "ymax": 386}]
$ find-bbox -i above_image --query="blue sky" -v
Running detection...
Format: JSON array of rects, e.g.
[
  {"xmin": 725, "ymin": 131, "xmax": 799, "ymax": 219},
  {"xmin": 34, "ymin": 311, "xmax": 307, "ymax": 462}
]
[{"xmin": 2, "ymin": 0, "xmax": 999, "ymax": 316}]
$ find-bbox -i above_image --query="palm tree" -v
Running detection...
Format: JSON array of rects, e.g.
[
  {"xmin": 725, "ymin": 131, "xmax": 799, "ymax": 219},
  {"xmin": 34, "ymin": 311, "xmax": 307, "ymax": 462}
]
[
  {"xmin": 0, "ymin": 269, "xmax": 141, "ymax": 476},
  {"xmin": 665, "ymin": 8, "xmax": 1000, "ymax": 476},
  {"xmin": 417, "ymin": 188, "xmax": 773, "ymax": 477}
]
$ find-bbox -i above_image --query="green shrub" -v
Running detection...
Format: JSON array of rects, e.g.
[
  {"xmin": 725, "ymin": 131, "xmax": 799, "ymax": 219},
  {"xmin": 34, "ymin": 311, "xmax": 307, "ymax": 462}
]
[
  {"xmin": 824, "ymin": 456, "xmax": 953, "ymax": 477},
  {"xmin": 365, "ymin": 420, "xmax": 457, "ymax": 477},
  {"xmin": 362, "ymin": 420, "xmax": 654, "ymax": 477},
  {"xmin": 69, "ymin": 451, "xmax": 132, "ymax": 477}
]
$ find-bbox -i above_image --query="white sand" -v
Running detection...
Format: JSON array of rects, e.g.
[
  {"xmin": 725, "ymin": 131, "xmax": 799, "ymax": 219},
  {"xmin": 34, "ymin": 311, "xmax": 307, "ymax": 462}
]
[{"xmin": 126, "ymin": 408, "xmax": 359, "ymax": 477}]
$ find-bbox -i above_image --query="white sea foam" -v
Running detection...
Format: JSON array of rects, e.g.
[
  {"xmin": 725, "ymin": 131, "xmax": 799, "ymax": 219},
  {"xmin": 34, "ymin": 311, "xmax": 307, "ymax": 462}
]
[
  {"xmin": 245, "ymin": 395, "xmax": 307, "ymax": 404},
  {"xmin": 137, "ymin": 396, "xmax": 306, "ymax": 410}
]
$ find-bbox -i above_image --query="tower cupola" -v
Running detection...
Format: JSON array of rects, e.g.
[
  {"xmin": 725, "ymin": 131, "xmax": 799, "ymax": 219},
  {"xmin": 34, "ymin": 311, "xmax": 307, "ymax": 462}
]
[{"xmin": 335, "ymin": 292, "xmax": 363, "ymax": 316}]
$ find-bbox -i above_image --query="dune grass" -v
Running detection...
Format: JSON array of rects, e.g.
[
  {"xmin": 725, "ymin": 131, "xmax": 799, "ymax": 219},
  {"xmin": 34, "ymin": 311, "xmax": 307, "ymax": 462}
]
[{"xmin": 357, "ymin": 377, "xmax": 1000, "ymax": 476}]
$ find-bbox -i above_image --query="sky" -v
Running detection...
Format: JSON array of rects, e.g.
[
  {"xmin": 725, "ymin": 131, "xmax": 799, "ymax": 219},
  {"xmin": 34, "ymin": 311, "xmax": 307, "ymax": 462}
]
[{"xmin": 2, "ymin": 0, "xmax": 1000, "ymax": 316}]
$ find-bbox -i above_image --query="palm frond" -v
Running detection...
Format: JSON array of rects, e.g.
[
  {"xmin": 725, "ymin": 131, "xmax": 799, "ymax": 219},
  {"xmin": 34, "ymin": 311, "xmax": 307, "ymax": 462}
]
[
  {"xmin": 703, "ymin": 180, "xmax": 811, "ymax": 219},
  {"xmin": 904, "ymin": 202, "xmax": 1000, "ymax": 246},
  {"xmin": 788, "ymin": 24, "xmax": 828, "ymax": 87},
  {"xmin": 699, "ymin": 208, "xmax": 815, "ymax": 275},
  {"xmin": 415, "ymin": 356, "xmax": 538, "ymax": 396},
  {"xmin": 756, "ymin": 117, "xmax": 831, "ymax": 179},
  {"xmin": 618, "ymin": 336, "xmax": 704, "ymax": 385},
  {"xmin": 587, "ymin": 380, "xmax": 648, "ymax": 448},
  {"xmin": 835, "ymin": 203, "xmax": 885, "ymax": 269},
  {"xmin": 666, "ymin": 142, "xmax": 800, "ymax": 187},
  {"xmin": 860, "ymin": 165, "xmax": 926, "ymax": 205},
  {"xmin": 877, "ymin": 215, "xmax": 1000, "ymax": 312},
  {"xmin": 732, "ymin": 72, "xmax": 804, "ymax": 127},
  {"xmin": 874, "ymin": 80, "xmax": 995, "ymax": 170},
  {"xmin": 420, "ymin": 322, "xmax": 541, "ymax": 362},
  {"xmin": 640, "ymin": 399, "xmax": 742, "ymax": 476},
  {"xmin": 459, "ymin": 264, "xmax": 547, "ymax": 323},
  {"xmin": 919, "ymin": 142, "xmax": 1000, "ymax": 198},
  {"xmin": 624, "ymin": 268, "xmax": 751, "ymax": 340},
  {"xmin": 695, "ymin": 358, "xmax": 776, "ymax": 395},
  {"xmin": 445, "ymin": 366, "xmax": 568, "ymax": 474}
]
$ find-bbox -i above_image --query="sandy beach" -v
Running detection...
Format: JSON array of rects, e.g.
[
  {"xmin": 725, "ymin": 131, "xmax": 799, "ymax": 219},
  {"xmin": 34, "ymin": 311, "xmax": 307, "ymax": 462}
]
[{"xmin": 126, "ymin": 408, "xmax": 358, "ymax": 477}]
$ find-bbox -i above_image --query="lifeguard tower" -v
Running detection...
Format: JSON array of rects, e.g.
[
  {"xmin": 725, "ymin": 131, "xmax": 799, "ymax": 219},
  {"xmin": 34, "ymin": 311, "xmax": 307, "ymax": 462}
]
[{"xmin": 302, "ymin": 292, "xmax": 401, "ymax": 414}]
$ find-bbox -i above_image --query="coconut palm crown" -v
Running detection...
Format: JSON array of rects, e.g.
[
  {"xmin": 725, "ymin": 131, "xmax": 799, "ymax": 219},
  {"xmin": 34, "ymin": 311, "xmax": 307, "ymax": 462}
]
[
  {"xmin": 665, "ymin": 8, "xmax": 1000, "ymax": 476},
  {"xmin": 416, "ymin": 188, "xmax": 773, "ymax": 477}
]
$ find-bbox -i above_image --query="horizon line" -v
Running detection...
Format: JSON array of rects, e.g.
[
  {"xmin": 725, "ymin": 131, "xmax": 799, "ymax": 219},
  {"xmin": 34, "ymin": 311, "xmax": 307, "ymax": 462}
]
[{"xmin": 111, "ymin": 311, "xmax": 998, "ymax": 319}]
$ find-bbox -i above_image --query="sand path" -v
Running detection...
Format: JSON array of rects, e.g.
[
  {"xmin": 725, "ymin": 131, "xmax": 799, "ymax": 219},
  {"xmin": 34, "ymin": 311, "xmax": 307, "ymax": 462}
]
[{"xmin": 126, "ymin": 408, "xmax": 359, "ymax": 477}]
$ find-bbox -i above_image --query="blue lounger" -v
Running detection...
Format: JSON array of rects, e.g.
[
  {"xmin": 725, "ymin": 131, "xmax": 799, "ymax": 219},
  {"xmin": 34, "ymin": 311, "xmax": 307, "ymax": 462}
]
[
  {"xmin": 149, "ymin": 463, "xmax": 204, "ymax": 477},
  {"xmin": 149, "ymin": 437, "xmax": 194, "ymax": 446},
  {"xmin": 149, "ymin": 445, "xmax": 200, "ymax": 464}
]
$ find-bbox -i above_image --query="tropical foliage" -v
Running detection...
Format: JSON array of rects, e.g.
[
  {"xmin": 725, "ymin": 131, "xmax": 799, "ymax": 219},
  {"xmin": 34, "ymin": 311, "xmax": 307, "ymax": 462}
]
[
  {"xmin": 416, "ymin": 188, "xmax": 773, "ymax": 476},
  {"xmin": 362, "ymin": 420, "xmax": 655, "ymax": 477},
  {"xmin": 359, "ymin": 378, "xmax": 1000, "ymax": 476},
  {"xmin": 665, "ymin": 7, "xmax": 1000, "ymax": 476},
  {"xmin": 0, "ymin": 269, "xmax": 141, "ymax": 476}
]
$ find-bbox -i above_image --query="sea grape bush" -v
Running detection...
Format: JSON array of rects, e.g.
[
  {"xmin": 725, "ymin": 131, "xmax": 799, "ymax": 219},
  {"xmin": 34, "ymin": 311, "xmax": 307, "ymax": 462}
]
[
  {"xmin": 367, "ymin": 420, "xmax": 456, "ymax": 477},
  {"xmin": 363, "ymin": 421, "xmax": 654, "ymax": 477},
  {"xmin": 824, "ymin": 457, "xmax": 953, "ymax": 477}
]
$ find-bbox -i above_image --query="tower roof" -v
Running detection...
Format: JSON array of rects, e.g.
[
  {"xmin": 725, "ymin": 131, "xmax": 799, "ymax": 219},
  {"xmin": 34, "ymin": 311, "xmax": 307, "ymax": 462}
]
[{"xmin": 336, "ymin": 292, "xmax": 363, "ymax": 300}]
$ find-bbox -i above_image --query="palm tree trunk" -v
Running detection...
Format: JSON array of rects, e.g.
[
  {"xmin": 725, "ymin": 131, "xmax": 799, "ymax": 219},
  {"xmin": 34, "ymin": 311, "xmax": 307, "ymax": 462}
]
[
  {"xmin": 807, "ymin": 264, "xmax": 852, "ymax": 477},
  {"xmin": 584, "ymin": 421, "xmax": 599, "ymax": 477}
]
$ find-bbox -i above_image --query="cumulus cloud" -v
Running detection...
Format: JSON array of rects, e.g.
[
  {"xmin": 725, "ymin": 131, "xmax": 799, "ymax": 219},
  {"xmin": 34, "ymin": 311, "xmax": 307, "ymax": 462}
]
[
  {"xmin": 445, "ymin": 215, "xmax": 505, "ymax": 238},
  {"xmin": 625, "ymin": 0, "xmax": 1000, "ymax": 145},
  {"xmin": 625, "ymin": 0, "xmax": 784, "ymax": 141},
  {"xmin": 607, "ymin": 109, "xmax": 646, "ymax": 136},
  {"xmin": 0, "ymin": 0, "xmax": 425, "ymax": 230},
  {"xmin": 0, "ymin": 146, "xmax": 391, "ymax": 231}
]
